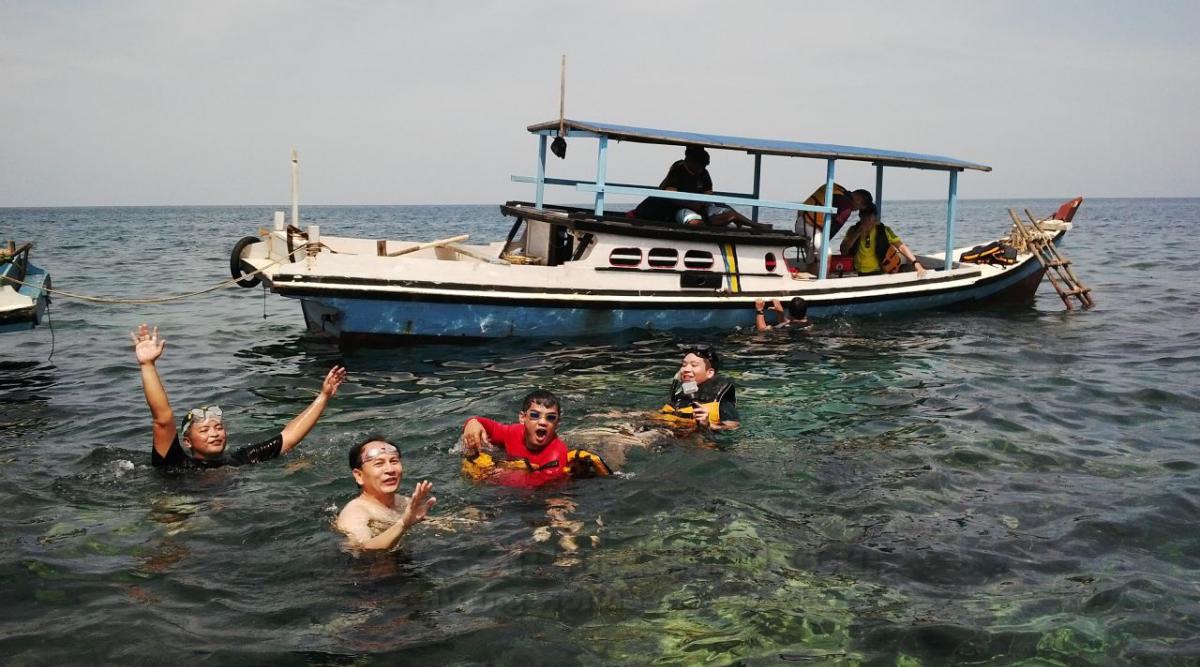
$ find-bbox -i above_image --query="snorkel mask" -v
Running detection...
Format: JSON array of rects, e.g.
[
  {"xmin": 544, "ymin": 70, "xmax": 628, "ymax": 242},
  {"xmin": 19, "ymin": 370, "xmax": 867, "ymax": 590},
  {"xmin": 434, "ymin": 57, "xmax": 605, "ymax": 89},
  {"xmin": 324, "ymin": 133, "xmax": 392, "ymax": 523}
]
[{"xmin": 180, "ymin": 405, "xmax": 223, "ymax": 436}]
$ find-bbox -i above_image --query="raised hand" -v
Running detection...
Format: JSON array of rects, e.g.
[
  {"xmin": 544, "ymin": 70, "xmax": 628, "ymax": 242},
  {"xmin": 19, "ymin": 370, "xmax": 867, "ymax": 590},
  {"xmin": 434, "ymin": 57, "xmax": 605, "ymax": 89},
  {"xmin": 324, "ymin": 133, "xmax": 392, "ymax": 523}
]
[
  {"xmin": 130, "ymin": 324, "xmax": 166, "ymax": 365},
  {"xmin": 401, "ymin": 480, "xmax": 436, "ymax": 529},
  {"xmin": 321, "ymin": 365, "xmax": 347, "ymax": 398}
]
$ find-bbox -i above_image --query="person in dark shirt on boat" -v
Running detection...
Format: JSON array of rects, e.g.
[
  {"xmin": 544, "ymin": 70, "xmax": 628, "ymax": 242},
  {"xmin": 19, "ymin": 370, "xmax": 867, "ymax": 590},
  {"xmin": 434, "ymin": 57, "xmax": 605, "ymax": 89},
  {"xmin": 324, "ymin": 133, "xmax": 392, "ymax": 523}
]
[
  {"xmin": 336, "ymin": 437, "xmax": 436, "ymax": 551},
  {"xmin": 632, "ymin": 145, "xmax": 770, "ymax": 231},
  {"xmin": 131, "ymin": 323, "xmax": 346, "ymax": 471},
  {"xmin": 657, "ymin": 346, "xmax": 740, "ymax": 431},
  {"xmin": 839, "ymin": 204, "xmax": 926, "ymax": 278},
  {"xmin": 754, "ymin": 297, "xmax": 812, "ymax": 330}
]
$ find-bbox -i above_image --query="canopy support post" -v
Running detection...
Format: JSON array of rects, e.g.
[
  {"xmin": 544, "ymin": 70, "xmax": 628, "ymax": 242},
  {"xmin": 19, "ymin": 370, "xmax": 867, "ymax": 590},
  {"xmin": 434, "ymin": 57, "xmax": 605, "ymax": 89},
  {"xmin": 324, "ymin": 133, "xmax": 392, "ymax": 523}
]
[
  {"xmin": 875, "ymin": 164, "xmax": 884, "ymax": 218},
  {"xmin": 945, "ymin": 170, "xmax": 959, "ymax": 271},
  {"xmin": 594, "ymin": 135, "xmax": 608, "ymax": 215},
  {"xmin": 818, "ymin": 158, "xmax": 836, "ymax": 280},
  {"xmin": 535, "ymin": 134, "xmax": 547, "ymax": 209},
  {"xmin": 751, "ymin": 153, "xmax": 762, "ymax": 222}
]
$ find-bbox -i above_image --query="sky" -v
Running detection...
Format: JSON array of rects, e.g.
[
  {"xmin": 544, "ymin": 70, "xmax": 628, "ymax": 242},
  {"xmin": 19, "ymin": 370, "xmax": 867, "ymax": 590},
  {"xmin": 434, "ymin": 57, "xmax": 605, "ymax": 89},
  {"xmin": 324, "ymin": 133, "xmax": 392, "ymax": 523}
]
[{"xmin": 1, "ymin": 1, "xmax": 1197, "ymax": 206}]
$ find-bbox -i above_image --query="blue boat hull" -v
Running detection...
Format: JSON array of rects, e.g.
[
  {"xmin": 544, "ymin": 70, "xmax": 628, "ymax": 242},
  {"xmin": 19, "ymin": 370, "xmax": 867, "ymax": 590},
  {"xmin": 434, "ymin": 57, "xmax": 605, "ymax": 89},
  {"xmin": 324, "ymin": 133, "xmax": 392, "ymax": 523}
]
[{"xmin": 290, "ymin": 254, "xmax": 1048, "ymax": 340}]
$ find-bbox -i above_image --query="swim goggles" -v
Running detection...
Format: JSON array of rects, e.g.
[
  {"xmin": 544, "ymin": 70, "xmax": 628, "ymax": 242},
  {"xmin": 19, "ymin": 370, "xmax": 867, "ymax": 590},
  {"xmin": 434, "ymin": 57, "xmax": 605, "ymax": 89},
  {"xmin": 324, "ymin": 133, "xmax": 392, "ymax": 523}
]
[
  {"xmin": 181, "ymin": 405, "xmax": 223, "ymax": 433},
  {"xmin": 360, "ymin": 442, "xmax": 400, "ymax": 465},
  {"xmin": 679, "ymin": 344, "xmax": 720, "ymax": 371}
]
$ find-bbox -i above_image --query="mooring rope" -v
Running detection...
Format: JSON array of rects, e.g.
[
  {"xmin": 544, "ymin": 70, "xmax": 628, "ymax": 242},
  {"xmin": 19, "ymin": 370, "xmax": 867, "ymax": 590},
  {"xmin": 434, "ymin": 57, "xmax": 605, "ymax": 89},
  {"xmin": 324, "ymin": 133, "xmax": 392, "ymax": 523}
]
[{"xmin": 2, "ymin": 258, "xmax": 283, "ymax": 305}]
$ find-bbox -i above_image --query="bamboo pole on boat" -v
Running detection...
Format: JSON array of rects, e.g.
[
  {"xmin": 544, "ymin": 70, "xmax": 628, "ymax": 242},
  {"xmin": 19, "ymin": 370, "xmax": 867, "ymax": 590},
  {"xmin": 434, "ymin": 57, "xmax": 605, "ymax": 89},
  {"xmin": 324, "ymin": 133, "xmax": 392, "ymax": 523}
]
[
  {"xmin": 550, "ymin": 55, "xmax": 568, "ymax": 159},
  {"xmin": 446, "ymin": 244, "xmax": 511, "ymax": 265},
  {"xmin": 290, "ymin": 150, "xmax": 300, "ymax": 227},
  {"xmin": 385, "ymin": 234, "xmax": 471, "ymax": 257}
]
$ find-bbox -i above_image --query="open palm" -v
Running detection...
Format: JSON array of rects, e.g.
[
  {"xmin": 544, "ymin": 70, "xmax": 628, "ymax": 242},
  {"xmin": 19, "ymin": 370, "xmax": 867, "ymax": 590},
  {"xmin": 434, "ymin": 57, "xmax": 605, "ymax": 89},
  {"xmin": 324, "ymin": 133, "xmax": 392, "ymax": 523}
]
[{"xmin": 130, "ymin": 324, "xmax": 166, "ymax": 364}]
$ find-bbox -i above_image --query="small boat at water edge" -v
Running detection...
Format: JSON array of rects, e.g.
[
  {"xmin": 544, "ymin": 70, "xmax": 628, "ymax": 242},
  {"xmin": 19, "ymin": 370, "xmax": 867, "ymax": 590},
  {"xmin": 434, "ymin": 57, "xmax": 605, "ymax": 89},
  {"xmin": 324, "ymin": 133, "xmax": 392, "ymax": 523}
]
[
  {"xmin": 231, "ymin": 120, "xmax": 1082, "ymax": 341},
  {"xmin": 0, "ymin": 241, "xmax": 51, "ymax": 333}
]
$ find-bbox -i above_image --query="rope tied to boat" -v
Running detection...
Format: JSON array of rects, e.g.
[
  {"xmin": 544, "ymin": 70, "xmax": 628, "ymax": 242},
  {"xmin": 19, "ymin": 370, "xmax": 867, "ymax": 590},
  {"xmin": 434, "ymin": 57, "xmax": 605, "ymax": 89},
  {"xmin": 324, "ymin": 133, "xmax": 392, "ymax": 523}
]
[{"xmin": 3, "ymin": 258, "xmax": 283, "ymax": 305}]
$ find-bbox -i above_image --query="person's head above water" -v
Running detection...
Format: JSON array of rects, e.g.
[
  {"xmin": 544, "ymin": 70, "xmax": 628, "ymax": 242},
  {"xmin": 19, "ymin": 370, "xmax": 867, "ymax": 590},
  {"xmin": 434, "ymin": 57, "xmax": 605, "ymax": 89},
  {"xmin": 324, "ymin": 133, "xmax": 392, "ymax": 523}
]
[
  {"xmin": 787, "ymin": 297, "xmax": 809, "ymax": 321},
  {"xmin": 684, "ymin": 145, "xmax": 711, "ymax": 168},
  {"xmin": 518, "ymin": 389, "xmax": 561, "ymax": 453},
  {"xmin": 348, "ymin": 436, "xmax": 403, "ymax": 496},
  {"xmin": 679, "ymin": 345, "xmax": 719, "ymax": 386},
  {"xmin": 180, "ymin": 405, "xmax": 227, "ymax": 459}
]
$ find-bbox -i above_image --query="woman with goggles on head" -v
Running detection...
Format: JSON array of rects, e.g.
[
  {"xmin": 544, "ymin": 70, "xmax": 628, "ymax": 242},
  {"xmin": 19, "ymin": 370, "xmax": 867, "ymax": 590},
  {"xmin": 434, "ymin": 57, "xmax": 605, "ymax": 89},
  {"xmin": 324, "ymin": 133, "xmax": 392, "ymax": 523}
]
[{"xmin": 131, "ymin": 323, "xmax": 346, "ymax": 470}]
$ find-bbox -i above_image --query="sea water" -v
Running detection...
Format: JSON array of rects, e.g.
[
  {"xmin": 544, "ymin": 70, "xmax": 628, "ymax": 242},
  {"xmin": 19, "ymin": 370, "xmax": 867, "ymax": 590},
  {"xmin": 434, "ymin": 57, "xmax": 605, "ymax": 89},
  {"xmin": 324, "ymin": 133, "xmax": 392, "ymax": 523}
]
[{"xmin": 1, "ymin": 199, "xmax": 1198, "ymax": 664}]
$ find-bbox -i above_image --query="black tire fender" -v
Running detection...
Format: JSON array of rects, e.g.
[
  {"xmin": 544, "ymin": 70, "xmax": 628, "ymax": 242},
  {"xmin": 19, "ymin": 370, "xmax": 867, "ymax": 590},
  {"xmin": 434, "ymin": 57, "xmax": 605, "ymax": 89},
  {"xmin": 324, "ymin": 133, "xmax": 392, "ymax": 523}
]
[{"xmin": 231, "ymin": 236, "xmax": 263, "ymax": 288}]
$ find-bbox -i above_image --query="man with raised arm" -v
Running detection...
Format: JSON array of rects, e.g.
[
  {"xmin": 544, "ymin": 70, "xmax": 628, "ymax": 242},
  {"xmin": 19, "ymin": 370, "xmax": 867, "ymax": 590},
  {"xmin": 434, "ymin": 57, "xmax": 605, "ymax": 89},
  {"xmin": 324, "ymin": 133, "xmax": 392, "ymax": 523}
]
[
  {"xmin": 336, "ymin": 437, "xmax": 436, "ymax": 551},
  {"xmin": 131, "ymin": 323, "xmax": 346, "ymax": 470}
]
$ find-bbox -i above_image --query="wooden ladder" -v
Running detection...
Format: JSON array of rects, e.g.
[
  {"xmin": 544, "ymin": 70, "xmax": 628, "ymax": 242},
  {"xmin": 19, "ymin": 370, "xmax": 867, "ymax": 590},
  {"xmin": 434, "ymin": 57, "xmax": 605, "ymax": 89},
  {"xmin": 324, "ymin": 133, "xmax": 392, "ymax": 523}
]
[{"xmin": 1007, "ymin": 208, "xmax": 1095, "ymax": 310}]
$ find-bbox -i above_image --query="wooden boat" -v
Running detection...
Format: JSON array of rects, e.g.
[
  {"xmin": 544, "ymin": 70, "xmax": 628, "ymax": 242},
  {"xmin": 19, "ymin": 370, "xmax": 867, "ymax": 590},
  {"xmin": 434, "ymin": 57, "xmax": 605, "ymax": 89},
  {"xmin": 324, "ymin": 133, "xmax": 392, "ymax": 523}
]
[
  {"xmin": 230, "ymin": 121, "xmax": 1079, "ymax": 340},
  {"xmin": 0, "ymin": 242, "xmax": 51, "ymax": 333}
]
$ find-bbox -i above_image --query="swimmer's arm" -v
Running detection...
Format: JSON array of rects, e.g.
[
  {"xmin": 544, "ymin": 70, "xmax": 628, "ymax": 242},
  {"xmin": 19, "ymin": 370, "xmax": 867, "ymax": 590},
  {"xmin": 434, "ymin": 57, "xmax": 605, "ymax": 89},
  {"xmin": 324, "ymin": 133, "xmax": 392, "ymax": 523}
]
[
  {"xmin": 339, "ymin": 482, "xmax": 436, "ymax": 551},
  {"xmin": 754, "ymin": 298, "xmax": 770, "ymax": 331},
  {"xmin": 131, "ymin": 324, "xmax": 174, "ymax": 458},
  {"xmin": 280, "ymin": 365, "xmax": 346, "ymax": 453},
  {"xmin": 709, "ymin": 420, "xmax": 740, "ymax": 431},
  {"xmin": 462, "ymin": 417, "xmax": 501, "ymax": 455}
]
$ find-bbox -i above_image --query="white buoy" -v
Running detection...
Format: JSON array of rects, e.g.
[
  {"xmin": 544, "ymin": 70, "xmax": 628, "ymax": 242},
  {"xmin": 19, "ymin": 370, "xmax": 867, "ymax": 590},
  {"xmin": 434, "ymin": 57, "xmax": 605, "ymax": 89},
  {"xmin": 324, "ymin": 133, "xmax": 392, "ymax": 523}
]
[{"xmin": 273, "ymin": 211, "xmax": 285, "ymax": 231}]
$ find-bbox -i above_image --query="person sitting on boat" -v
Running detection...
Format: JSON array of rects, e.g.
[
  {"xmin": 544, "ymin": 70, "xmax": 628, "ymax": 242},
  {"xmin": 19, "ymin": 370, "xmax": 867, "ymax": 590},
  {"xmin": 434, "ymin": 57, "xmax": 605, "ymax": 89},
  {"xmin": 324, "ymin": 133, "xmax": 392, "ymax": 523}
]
[
  {"xmin": 632, "ymin": 145, "xmax": 770, "ymax": 231},
  {"xmin": 754, "ymin": 297, "xmax": 811, "ymax": 330},
  {"xmin": 131, "ymin": 323, "xmax": 346, "ymax": 471},
  {"xmin": 839, "ymin": 204, "xmax": 926, "ymax": 278},
  {"xmin": 461, "ymin": 389, "xmax": 611, "ymax": 486},
  {"xmin": 657, "ymin": 346, "xmax": 740, "ymax": 431},
  {"xmin": 335, "ymin": 437, "xmax": 437, "ymax": 551}
]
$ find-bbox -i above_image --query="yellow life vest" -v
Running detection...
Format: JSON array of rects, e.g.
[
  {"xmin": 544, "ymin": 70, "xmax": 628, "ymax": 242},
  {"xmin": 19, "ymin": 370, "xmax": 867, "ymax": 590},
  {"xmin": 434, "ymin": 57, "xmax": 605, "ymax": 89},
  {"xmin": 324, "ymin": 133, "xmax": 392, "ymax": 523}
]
[
  {"xmin": 653, "ymin": 400, "xmax": 723, "ymax": 427},
  {"xmin": 461, "ymin": 449, "xmax": 611, "ymax": 480},
  {"xmin": 797, "ymin": 182, "xmax": 849, "ymax": 233}
]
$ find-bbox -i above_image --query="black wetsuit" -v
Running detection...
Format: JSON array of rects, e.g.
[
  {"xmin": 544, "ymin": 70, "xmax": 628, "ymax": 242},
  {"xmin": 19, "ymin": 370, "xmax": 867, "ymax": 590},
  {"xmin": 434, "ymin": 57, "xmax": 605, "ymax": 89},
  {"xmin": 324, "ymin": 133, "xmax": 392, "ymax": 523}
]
[{"xmin": 152, "ymin": 433, "xmax": 284, "ymax": 471}]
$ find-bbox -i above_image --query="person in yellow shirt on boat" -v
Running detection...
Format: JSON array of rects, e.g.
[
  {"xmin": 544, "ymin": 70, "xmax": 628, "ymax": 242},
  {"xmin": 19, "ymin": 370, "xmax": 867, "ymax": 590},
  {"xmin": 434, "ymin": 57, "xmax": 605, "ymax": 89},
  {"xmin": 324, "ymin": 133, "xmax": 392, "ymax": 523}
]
[{"xmin": 839, "ymin": 204, "xmax": 926, "ymax": 277}]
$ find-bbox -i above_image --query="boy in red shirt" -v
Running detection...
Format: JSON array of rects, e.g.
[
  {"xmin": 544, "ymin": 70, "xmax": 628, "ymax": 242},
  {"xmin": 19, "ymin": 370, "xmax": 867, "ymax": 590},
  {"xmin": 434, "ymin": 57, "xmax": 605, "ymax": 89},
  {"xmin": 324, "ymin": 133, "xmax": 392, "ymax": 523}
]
[{"xmin": 461, "ymin": 389, "xmax": 571, "ymax": 487}]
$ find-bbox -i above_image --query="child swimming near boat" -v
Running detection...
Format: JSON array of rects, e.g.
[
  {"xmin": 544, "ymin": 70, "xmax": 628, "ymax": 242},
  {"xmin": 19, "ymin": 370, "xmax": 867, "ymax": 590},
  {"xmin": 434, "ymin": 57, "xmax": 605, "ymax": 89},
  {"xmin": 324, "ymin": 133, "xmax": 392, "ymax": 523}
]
[
  {"xmin": 460, "ymin": 389, "xmax": 610, "ymax": 486},
  {"xmin": 131, "ymin": 323, "xmax": 346, "ymax": 471}
]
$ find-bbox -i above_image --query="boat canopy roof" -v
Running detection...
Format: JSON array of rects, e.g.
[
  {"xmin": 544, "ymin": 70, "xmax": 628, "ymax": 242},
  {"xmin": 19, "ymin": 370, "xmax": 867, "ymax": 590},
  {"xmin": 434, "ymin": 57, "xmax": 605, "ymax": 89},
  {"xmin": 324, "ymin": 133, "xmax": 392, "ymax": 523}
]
[{"xmin": 527, "ymin": 119, "xmax": 991, "ymax": 173}]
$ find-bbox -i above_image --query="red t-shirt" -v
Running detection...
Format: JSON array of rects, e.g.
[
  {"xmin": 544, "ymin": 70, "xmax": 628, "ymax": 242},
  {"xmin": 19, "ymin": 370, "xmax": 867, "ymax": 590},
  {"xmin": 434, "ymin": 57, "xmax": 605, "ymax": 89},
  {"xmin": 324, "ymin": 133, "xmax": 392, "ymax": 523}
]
[{"xmin": 469, "ymin": 417, "xmax": 569, "ymax": 487}]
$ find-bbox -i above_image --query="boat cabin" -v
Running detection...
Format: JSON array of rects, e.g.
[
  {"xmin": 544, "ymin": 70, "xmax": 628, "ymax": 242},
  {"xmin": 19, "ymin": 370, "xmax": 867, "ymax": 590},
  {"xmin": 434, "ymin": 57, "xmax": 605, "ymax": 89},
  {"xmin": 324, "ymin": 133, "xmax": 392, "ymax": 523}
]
[{"xmin": 507, "ymin": 119, "xmax": 992, "ymax": 279}]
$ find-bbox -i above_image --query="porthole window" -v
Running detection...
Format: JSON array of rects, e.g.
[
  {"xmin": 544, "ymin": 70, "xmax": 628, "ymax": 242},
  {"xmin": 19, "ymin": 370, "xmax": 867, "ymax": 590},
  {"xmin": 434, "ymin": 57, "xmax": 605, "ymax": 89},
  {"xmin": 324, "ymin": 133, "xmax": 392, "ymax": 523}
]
[
  {"xmin": 683, "ymin": 250, "xmax": 715, "ymax": 270},
  {"xmin": 765, "ymin": 252, "xmax": 778, "ymax": 272},
  {"xmin": 648, "ymin": 248, "xmax": 679, "ymax": 269},
  {"xmin": 609, "ymin": 247, "xmax": 642, "ymax": 267}
]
